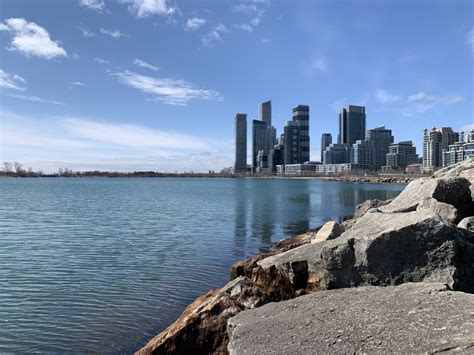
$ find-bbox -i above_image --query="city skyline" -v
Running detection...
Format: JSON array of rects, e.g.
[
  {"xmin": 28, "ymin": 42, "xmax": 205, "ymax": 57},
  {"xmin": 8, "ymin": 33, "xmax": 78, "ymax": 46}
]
[{"xmin": 1, "ymin": 0, "xmax": 473, "ymax": 172}]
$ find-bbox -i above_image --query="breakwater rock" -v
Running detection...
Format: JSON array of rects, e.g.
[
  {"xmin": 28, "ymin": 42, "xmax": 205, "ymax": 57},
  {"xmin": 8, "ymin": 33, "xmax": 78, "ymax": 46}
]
[{"xmin": 137, "ymin": 157, "xmax": 474, "ymax": 354}]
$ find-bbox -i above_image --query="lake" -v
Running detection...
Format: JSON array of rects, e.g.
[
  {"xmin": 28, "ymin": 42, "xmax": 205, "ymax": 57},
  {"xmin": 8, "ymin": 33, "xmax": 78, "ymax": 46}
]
[{"xmin": 0, "ymin": 178, "xmax": 404, "ymax": 353}]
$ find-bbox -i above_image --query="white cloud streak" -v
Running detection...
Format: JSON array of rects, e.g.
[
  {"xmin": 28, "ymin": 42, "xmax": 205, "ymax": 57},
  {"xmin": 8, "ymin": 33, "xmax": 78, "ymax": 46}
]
[
  {"xmin": 201, "ymin": 23, "xmax": 228, "ymax": 47},
  {"xmin": 114, "ymin": 70, "xmax": 222, "ymax": 106},
  {"xmin": 78, "ymin": 26, "xmax": 95, "ymax": 38},
  {"xmin": 8, "ymin": 93, "xmax": 64, "ymax": 105},
  {"xmin": 71, "ymin": 81, "xmax": 85, "ymax": 86},
  {"xmin": 375, "ymin": 90, "xmax": 401, "ymax": 103},
  {"xmin": 0, "ymin": 69, "xmax": 26, "ymax": 90},
  {"xmin": 234, "ymin": 23, "xmax": 253, "ymax": 32},
  {"xmin": 467, "ymin": 28, "xmax": 474, "ymax": 54},
  {"xmin": 134, "ymin": 58, "xmax": 158, "ymax": 71},
  {"xmin": 119, "ymin": 0, "xmax": 178, "ymax": 18},
  {"xmin": 0, "ymin": 18, "xmax": 67, "ymax": 59},
  {"xmin": 100, "ymin": 28, "xmax": 127, "ymax": 38},
  {"xmin": 78, "ymin": 0, "xmax": 107, "ymax": 12},
  {"xmin": 185, "ymin": 17, "xmax": 206, "ymax": 31}
]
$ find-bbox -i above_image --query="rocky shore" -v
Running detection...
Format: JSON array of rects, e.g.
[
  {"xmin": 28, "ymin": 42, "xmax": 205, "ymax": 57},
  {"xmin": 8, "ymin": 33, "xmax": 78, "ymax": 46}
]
[{"xmin": 137, "ymin": 158, "xmax": 474, "ymax": 355}]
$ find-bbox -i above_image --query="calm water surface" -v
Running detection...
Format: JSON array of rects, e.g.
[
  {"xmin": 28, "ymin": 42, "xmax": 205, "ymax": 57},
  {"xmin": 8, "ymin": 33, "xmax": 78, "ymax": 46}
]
[{"xmin": 0, "ymin": 178, "xmax": 404, "ymax": 353}]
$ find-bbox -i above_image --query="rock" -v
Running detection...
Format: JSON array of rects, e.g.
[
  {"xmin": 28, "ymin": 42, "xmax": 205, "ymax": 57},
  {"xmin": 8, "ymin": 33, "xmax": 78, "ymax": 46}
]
[
  {"xmin": 227, "ymin": 283, "xmax": 474, "ymax": 354},
  {"xmin": 136, "ymin": 277, "xmax": 270, "ymax": 355},
  {"xmin": 379, "ymin": 176, "xmax": 472, "ymax": 216},
  {"xmin": 252, "ymin": 209, "xmax": 474, "ymax": 297},
  {"xmin": 434, "ymin": 157, "xmax": 474, "ymax": 179},
  {"xmin": 458, "ymin": 216, "xmax": 474, "ymax": 232},
  {"xmin": 417, "ymin": 197, "xmax": 459, "ymax": 224},
  {"xmin": 311, "ymin": 221, "xmax": 343, "ymax": 244},
  {"xmin": 230, "ymin": 253, "xmax": 273, "ymax": 280},
  {"xmin": 342, "ymin": 199, "xmax": 391, "ymax": 230}
]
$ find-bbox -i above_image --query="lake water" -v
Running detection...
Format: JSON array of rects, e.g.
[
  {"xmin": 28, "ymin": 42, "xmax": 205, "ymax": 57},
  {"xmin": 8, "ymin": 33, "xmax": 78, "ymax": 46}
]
[{"xmin": 0, "ymin": 178, "xmax": 405, "ymax": 353}]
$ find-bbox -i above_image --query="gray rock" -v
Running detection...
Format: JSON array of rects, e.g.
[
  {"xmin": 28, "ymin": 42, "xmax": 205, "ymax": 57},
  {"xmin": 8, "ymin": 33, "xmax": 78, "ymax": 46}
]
[
  {"xmin": 458, "ymin": 216, "xmax": 474, "ymax": 232},
  {"xmin": 379, "ymin": 176, "xmax": 472, "ymax": 215},
  {"xmin": 342, "ymin": 199, "xmax": 391, "ymax": 230},
  {"xmin": 434, "ymin": 156, "xmax": 474, "ymax": 178},
  {"xmin": 227, "ymin": 283, "xmax": 474, "ymax": 354},
  {"xmin": 417, "ymin": 197, "xmax": 459, "ymax": 224},
  {"xmin": 252, "ymin": 209, "xmax": 474, "ymax": 297},
  {"xmin": 310, "ymin": 221, "xmax": 343, "ymax": 244}
]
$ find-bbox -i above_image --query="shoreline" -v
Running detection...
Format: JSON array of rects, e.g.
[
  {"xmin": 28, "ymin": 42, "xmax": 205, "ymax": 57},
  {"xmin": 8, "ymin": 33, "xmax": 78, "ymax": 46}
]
[{"xmin": 137, "ymin": 158, "xmax": 474, "ymax": 354}]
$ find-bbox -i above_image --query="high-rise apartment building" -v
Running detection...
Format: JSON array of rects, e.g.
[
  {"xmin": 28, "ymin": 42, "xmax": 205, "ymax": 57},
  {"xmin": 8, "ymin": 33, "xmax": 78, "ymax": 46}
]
[
  {"xmin": 339, "ymin": 105, "xmax": 366, "ymax": 146},
  {"xmin": 423, "ymin": 127, "xmax": 459, "ymax": 170},
  {"xmin": 320, "ymin": 133, "xmax": 332, "ymax": 163},
  {"xmin": 252, "ymin": 120, "xmax": 268, "ymax": 170},
  {"xmin": 442, "ymin": 129, "xmax": 474, "ymax": 167},
  {"xmin": 351, "ymin": 139, "xmax": 375, "ymax": 170},
  {"xmin": 385, "ymin": 141, "xmax": 419, "ymax": 170},
  {"xmin": 283, "ymin": 121, "xmax": 300, "ymax": 165},
  {"xmin": 234, "ymin": 113, "xmax": 247, "ymax": 173},
  {"xmin": 259, "ymin": 100, "xmax": 272, "ymax": 126},
  {"xmin": 292, "ymin": 105, "xmax": 310, "ymax": 163},
  {"xmin": 366, "ymin": 125, "xmax": 394, "ymax": 169}
]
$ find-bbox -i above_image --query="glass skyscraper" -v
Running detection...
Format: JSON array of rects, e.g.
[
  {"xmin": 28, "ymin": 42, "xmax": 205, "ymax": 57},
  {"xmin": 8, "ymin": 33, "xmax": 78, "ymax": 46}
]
[{"xmin": 339, "ymin": 105, "xmax": 366, "ymax": 146}]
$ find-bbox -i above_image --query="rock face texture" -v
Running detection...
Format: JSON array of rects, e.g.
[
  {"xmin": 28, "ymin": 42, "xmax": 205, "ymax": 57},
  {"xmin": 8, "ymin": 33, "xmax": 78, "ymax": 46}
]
[
  {"xmin": 227, "ymin": 283, "xmax": 474, "ymax": 354},
  {"xmin": 458, "ymin": 216, "xmax": 474, "ymax": 232},
  {"xmin": 136, "ymin": 277, "xmax": 270, "ymax": 355}
]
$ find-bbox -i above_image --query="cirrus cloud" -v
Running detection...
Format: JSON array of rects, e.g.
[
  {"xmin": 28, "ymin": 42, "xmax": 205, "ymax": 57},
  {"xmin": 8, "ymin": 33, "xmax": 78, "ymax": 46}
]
[
  {"xmin": 114, "ymin": 70, "xmax": 222, "ymax": 106},
  {"xmin": 0, "ymin": 69, "xmax": 26, "ymax": 90},
  {"xmin": 0, "ymin": 18, "xmax": 67, "ymax": 59},
  {"xmin": 78, "ymin": 0, "xmax": 107, "ymax": 13},
  {"xmin": 185, "ymin": 17, "xmax": 206, "ymax": 31},
  {"xmin": 119, "ymin": 0, "xmax": 178, "ymax": 18}
]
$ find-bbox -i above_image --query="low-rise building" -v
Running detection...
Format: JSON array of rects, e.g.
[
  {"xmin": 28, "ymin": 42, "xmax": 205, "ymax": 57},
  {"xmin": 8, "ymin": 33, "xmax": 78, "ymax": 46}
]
[{"xmin": 315, "ymin": 163, "xmax": 352, "ymax": 175}]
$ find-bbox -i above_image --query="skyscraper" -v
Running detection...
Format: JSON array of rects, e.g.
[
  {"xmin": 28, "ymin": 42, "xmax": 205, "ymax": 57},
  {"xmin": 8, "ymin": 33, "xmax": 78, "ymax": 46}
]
[
  {"xmin": 292, "ymin": 105, "xmax": 310, "ymax": 163},
  {"xmin": 259, "ymin": 100, "xmax": 272, "ymax": 126},
  {"xmin": 234, "ymin": 113, "xmax": 247, "ymax": 173},
  {"xmin": 423, "ymin": 127, "xmax": 458, "ymax": 170},
  {"xmin": 283, "ymin": 121, "xmax": 300, "ymax": 165},
  {"xmin": 366, "ymin": 125, "xmax": 394, "ymax": 169},
  {"xmin": 252, "ymin": 120, "xmax": 267, "ymax": 170},
  {"xmin": 339, "ymin": 105, "xmax": 366, "ymax": 146},
  {"xmin": 323, "ymin": 144, "xmax": 350, "ymax": 164},
  {"xmin": 320, "ymin": 133, "xmax": 332, "ymax": 163}
]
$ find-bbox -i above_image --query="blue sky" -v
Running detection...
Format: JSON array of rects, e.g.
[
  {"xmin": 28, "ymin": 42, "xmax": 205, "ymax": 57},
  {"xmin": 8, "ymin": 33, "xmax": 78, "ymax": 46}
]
[{"xmin": 0, "ymin": 0, "xmax": 472, "ymax": 172}]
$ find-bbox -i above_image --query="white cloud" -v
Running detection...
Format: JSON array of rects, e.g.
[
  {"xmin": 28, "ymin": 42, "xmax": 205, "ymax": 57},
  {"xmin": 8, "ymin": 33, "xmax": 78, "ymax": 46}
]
[
  {"xmin": 119, "ymin": 0, "xmax": 178, "ymax": 18},
  {"xmin": 93, "ymin": 57, "xmax": 110, "ymax": 64},
  {"xmin": 78, "ymin": 0, "xmax": 107, "ymax": 12},
  {"xmin": 0, "ymin": 18, "xmax": 67, "ymax": 59},
  {"xmin": 8, "ymin": 93, "xmax": 64, "ymax": 105},
  {"xmin": 402, "ymin": 92, "xmax": 466, "ymax": 116},
  {"xmin": 201, "ymin": 23, "xmax": 228, "ymax": 47},
  {"xmin": 467, "ymin": 28, "xmax": 474, "ymax": 54},
  {"xmin": 100, "ymin": 28, "xmax": 127, "ymax": 38},
  {"xmin": 185, "ymin": 17, "xmax": 206, "ymax": 31},
  {"xmin": 234, "ymin": 23, "xmax": 253, "ymax": 32},
  {"xmin": 408, "ymin": 92, "xmax": 435, "ymax": 102},
  {"xmin": 305, "ymin": 55, "xmax": 327, "ymax": 73},
  {"xmin": 461, "ymin": 124, "xmax": 474, "ymax": 132},
  {"xmin": 261, "ymin": 38, "xmax": 271, "ymax": 44},
  {"xmin": 114, "ymin": 70, "xmax": 222, "ymax": 106},
  {"xmin": 1, "ymin": 111, "xmax": 233, "ymax": 172},
  {"xmin": 233, "ymin": 4, "xmax": 258, "ymax": 13},
  {"xmin": 444, "ymin": 96, "xmax": 465, "ymax": 105},
  {"xmin": 134, "ymin": 58, "xmax": 158, "ymax": 71},
  {"xmin": 375, "ymin": 90, "xmax": 401, "ymax": 104},
  {"xmin": 0, "ymin": 69, "xmax": 26, "ymax": 90},
  {"xmin": 77, "ymin": 26, "xmax": 95, "ymax": 38},
  {"xmin": 71, "ymin": 81, "xmax": 85, "ymax": 86}
]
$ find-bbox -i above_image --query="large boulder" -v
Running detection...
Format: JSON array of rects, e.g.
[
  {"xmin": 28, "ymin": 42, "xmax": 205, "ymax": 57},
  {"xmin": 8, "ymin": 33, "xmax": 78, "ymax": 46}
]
[
  {"xmin": 416, "ymin": 197, "xmax": 459, "ymax": 224},
  {"xmin": 379, "ymin": 176, "xmax": 472, "ymax": 216},
  {"xmin": 252, "ymin": 209, "xmax": 474, "ymax": 298},
  {"xmin": 136, "ymin": 277, "xmax": 270, "ymax": 355},
  {"xmin": 227, "ymin": 283, "xmax": 474, "ymax": 354},
  {"xmin": 434, "ymin": 157, "xmax": 474, "ymax": 201},
  {"xmin": 458, "ymin": 216, "xmax": 474, "ymax": 232},
  {"xmin": 342, "ymin": 199, "xmax": 391, "ymax": 230}
]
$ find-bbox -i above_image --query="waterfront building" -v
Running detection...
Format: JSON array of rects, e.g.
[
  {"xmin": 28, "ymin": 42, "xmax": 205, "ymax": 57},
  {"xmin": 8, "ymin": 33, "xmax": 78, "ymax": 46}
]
[
  {"xmin": 315, "ymin": 163, "xmax": 352, "ymax": 175},
  {"xmin": 268, "ymin": 144, "xmax": 284, "ymax": 171},
  {"xmin": 323, "ymin": 143, "xmax": 350, "ymax": 164},
  {"xmin": 234, "ymin": 113, "xmax": 247, "ymax": 173},
  {"xmin": 350, "ymin": 139, "xmax": 375, "ymax": 171},
  {"xmin": 292, "ymin": 105, "xmax": 310, "ymax": 163},
  {"xmin": 338, "ymin": 105, "xmax": 366, "ymax": 146},
  {"xmin": 283, "ymin": 121, "xmax": 300, "ymax": 165},
  {"xmin": 442, "ymin": 130, "xmax": 474, "ymax": 167},
  {"xmin": 320, "ymin": 133, "xmax": 332, "ymax": 163},
  {"xmin": 366, "ymin": 125, "xmax": 394, "ymax": 169},
  {"xmin": 256, "ymin": 150, "xmax": 270, "ymax": 173},
  {"xmin": 252, "ymin": 119, "xmax": 267, "ymax": 171},
  {"xmin": 384, "ymin": 141, "xmax": 419, "ymax": 171},
  {"xmin": 266, "ymin": 126, "xmax": 277, "ymax": 153},
  {"xmin": 283, "ymin": 162, "xmax": 318, "ymax": 176},
  {"xmin": 423, "ymin": 127, "xmax": 459, "ymax": 171}
]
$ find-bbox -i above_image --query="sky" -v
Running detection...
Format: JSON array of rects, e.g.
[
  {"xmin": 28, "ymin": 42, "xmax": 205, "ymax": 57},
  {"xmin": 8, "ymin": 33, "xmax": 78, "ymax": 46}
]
[{"xmin": 0, "ymin": 0, "xmax": 473, "ymax": 172}]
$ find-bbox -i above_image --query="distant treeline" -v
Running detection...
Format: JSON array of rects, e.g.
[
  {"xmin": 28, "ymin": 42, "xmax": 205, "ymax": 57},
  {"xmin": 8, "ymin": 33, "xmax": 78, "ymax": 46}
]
[{"xmin": 0, "ymin": 161, "xmax": 235, "ymax": 178}]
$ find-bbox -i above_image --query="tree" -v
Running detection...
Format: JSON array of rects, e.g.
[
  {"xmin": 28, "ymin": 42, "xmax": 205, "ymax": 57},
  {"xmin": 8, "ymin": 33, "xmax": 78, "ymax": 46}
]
[{"xmin": 2, "ymin": 162, "xmax": 12, "ymax": 176}]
